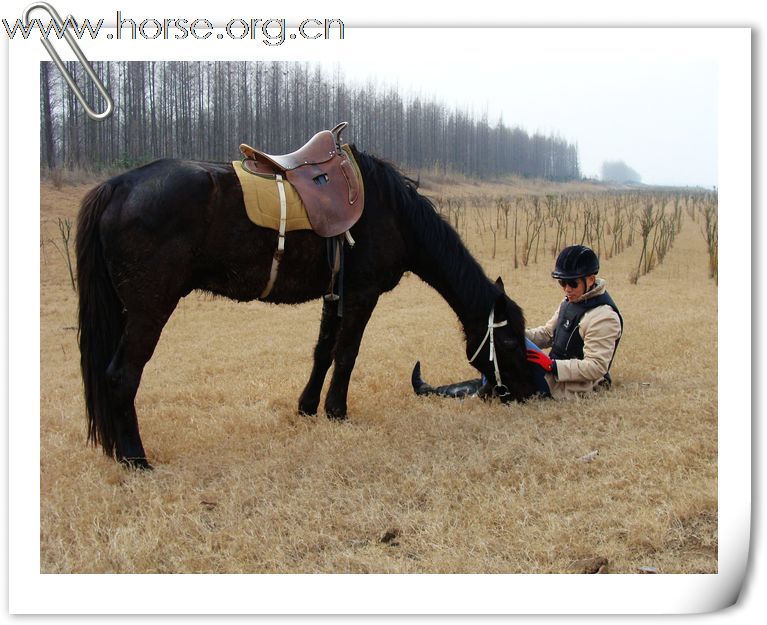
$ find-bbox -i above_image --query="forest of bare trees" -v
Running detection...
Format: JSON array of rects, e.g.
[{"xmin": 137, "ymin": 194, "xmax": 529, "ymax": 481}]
[
  {"xmin": 40, "ymin": 60, "xmax": 581, "ymax": 181},
  {"xmin": 601, "ymin": 160, "xmax": 642, "ymax": 184}
]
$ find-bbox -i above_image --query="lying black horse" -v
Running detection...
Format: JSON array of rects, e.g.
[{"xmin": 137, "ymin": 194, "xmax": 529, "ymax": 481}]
[{"xmin": 76, "ymin": 146, "xmax": 535, "ymax": 468}]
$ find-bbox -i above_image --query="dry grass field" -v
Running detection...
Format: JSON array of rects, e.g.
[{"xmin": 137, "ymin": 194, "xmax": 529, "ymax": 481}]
[{"xmin": 39, "ymin": 173, "xmax": 717, "ymax": 574}]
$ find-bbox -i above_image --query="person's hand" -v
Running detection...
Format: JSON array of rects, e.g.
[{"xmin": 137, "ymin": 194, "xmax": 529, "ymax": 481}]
[{"xmin": 526, "ymin": 349, "xmax": 554, "ymax": 372}]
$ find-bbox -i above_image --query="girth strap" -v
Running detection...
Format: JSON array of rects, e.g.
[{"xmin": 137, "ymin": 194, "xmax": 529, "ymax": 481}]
[
  {"xmin": 259, "ymin": 174, "xmax": 288, "ymax": 300},
  {"xmin": 325, "ymin": 235, "xmax": 344, "ymax": 317}
]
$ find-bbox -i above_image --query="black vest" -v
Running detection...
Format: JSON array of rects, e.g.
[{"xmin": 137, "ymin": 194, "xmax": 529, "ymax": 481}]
[{"xmin": 550, "ymin": 292, "xmax": 623, "ymax": 371}]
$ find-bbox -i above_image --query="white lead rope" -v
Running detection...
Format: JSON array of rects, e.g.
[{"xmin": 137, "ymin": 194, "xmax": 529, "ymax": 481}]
[{"xmin": 468, "ymin": 307, "xmax": 508, "ymax": 391}]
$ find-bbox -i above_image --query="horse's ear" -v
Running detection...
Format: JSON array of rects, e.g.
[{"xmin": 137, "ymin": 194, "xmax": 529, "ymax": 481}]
[
  {"xmin": 495, "ymin": 276, "xmax": 505, "ymax": 292},
  {"xmin": 493, "ymin": 289, "xmax": 507, "ymax": 320}
]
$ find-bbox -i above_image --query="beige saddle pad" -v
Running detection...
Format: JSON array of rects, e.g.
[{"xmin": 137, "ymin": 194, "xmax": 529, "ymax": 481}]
[{"xmin": 232, "ymin": 161, "xmax": 313, "ymax": 231}]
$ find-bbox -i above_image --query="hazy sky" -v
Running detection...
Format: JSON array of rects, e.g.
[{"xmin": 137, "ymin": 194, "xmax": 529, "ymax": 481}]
[{"xmin": 325, "ymin": 29, "xmax": 719, "ymax": 188}]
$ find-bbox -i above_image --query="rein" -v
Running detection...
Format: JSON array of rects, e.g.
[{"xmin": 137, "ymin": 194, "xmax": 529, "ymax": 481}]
[{"xmin": 468, "ymin": 307, "xmax": 510, "ymax": 399}]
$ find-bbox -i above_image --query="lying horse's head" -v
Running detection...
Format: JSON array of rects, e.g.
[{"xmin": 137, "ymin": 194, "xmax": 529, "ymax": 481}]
[{"xmin": 466, "ymin": 277, "xmax": 535, "ymax": 402}]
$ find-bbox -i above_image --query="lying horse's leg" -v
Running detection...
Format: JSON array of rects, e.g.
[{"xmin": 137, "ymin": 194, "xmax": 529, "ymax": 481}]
[
  {"xmin": 298, "ymin": 298, "xmax": 341, "ymax": 415},
  {"xmin": 323, "ymin": 288, "xmax": 380, "ymax": 420},
  {"xmin": 105, "ymin": 306, "xmax": 177, "ymax": 469}
]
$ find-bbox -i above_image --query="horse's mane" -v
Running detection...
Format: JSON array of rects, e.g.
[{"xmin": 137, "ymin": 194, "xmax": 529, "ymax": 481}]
[{"xmin": 352, "ymin": 147, "xmax": 503, "ymax": 320}]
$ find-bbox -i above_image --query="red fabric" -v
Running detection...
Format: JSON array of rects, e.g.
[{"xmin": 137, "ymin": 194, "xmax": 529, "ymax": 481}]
[{"xmin": 526, "ymin": 349, "xmax": 554, "ymax": 372}]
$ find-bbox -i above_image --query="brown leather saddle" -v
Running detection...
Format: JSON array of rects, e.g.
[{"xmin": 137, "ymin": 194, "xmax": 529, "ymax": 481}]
[{"xmin": 239, "ymin": 122, "xmax": 363, "ymax": 238}]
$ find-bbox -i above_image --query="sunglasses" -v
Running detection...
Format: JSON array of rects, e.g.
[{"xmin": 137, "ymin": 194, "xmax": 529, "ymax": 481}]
[{"xmin": 557, "ymin": 278, "xmax": 581, "ymax": 288}]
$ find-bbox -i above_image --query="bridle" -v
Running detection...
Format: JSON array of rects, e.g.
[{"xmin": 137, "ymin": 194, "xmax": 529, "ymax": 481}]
[{"xmin": 468, "ymin": 307, "xmax": 511, "ymax": 399}]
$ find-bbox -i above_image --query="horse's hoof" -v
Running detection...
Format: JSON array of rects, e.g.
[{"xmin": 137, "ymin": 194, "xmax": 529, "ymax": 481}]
[
  {"xmin": 298, "ymin": 401, "xmax": 319, "ymax": 416},
  {"xmin": 121, "ymin": 457, "xmax": 154, "ymax": 471},
  {"xmin": 298, "ymin": 393, "xmax": 320, "ymax": 416},
  {"xmin": 298, "ymin": 401, "xmax": 320, "ymax": 417},
  {"xmin": 325, "ymin": 407, "xmax": 348, "ymax": 421}
]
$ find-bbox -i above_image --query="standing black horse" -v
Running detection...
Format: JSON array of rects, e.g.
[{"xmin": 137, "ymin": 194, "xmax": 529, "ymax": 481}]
[{"xmin": 76, "ymin": 145, "xmax": 535, "ymax": 468}]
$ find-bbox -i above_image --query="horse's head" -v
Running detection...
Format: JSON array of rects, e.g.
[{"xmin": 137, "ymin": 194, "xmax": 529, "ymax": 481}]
[{"xmin": 466, "ymin": 277, "xmax": 536, "ymax": 402}]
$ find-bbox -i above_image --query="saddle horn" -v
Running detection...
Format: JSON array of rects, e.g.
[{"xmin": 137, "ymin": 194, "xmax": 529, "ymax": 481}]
[{"xmin": 331, "ymin": 121, "xmax": 349, "ymax": 146}]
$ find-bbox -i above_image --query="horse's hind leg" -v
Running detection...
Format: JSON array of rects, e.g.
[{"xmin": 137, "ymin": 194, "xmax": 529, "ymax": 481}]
[
  {"xmin": 298, "ymin": 298, "xmax": 341, "ymax": 415},
  {"xmin": 106, "ymin": 307, "xmax": 176, "ymax": 469}
]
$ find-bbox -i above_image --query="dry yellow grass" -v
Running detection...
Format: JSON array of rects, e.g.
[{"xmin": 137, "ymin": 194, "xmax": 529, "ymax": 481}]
[{"xmin": 39, "ymin": 176, "xmax": 716, "ymax": 574}]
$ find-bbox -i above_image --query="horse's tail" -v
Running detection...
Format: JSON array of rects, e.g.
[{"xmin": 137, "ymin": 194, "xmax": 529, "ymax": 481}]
[{"xmin": 76, "ymin": 182, "xmax": 122, "ymax": 458}]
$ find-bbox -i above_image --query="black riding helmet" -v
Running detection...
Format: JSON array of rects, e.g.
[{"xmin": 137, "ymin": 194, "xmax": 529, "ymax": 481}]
[{"xmin": 551, "ymin": 245, "xmax": 600, "ymax": 280}]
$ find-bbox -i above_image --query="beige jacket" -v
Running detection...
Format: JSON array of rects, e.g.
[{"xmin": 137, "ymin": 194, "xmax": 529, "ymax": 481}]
[{"xmin": 525, "ymin": 278, "xmax": 622, "ymax": 400}]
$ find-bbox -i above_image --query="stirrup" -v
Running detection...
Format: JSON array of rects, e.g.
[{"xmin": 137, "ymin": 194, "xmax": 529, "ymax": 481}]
[{"xmin": 325, "ymin": 235, "xmax": 345, "ymax": 314}]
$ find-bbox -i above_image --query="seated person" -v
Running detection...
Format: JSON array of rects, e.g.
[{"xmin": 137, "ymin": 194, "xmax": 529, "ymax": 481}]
[{"xmin": 412, "ymin": 245, "xmax": 623, "ymax": 400}]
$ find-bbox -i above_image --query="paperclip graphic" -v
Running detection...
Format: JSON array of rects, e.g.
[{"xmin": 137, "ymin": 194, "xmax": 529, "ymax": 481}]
[{"xmin": 23, "ymin": 1, "xmax": 113, "ymax": 120}]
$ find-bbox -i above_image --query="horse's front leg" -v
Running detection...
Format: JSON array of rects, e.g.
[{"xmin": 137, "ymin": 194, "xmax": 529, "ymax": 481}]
[
  {"xmin": 324, "ymin": 289, "xmax": 380, "ymax": 420},
  {"xmin": 298, "ymin": 298, "xmax": 341, "ymax": 415}
]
